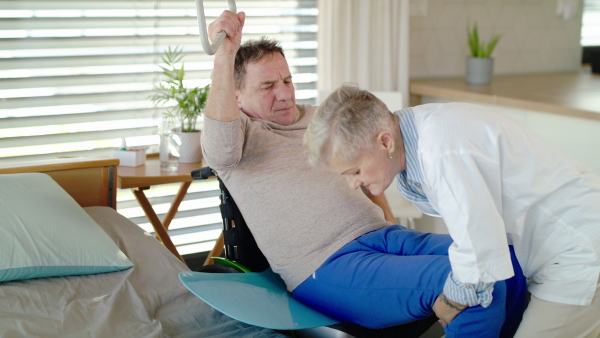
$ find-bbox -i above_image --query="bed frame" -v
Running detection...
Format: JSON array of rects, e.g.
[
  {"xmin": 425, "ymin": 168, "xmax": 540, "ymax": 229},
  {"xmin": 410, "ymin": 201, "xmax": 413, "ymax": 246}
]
[{"xmin": 0, "ymin": 157, "xmax": 119, "ymax": 209}]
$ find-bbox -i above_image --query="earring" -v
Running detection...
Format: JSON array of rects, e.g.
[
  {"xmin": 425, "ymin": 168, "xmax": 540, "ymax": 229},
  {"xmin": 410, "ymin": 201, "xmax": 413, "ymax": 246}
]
[{"xmin": 388, "ymin": 151, "xmax": 393, "ymax": 159}]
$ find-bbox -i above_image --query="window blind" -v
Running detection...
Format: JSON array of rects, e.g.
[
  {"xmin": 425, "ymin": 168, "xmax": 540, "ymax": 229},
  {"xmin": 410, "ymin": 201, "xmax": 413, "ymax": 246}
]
[
  {"xmin": 0, "ymin": 0, "xmax": 318, "ymax": 163},
  {"xmin": 582, "ymin": 0, "xmax": 600, "ymax": 46},
  {"xmin": 0, "ymin": 0, "xmax": 318, "ymax": 256}
]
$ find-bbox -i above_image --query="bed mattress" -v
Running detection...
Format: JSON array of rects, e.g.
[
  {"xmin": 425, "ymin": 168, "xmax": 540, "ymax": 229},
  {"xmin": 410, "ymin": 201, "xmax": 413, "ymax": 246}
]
[{"xmin": 0, "ymin": 206, "xmax": 283, "ymax": 338}]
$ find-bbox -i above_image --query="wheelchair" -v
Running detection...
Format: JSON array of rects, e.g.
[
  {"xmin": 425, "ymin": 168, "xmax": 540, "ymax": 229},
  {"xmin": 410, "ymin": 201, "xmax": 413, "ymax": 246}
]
[{"xmin": 180, "ymin": 167, "xmax": 438, "ymax": 337}]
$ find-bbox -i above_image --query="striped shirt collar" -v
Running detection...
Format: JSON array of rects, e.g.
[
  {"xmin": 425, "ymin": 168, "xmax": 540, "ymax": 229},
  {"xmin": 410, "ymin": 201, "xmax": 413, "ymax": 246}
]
[{"xmin": 395, "ymin": 108, "xmax": 428, "ymax": 203}]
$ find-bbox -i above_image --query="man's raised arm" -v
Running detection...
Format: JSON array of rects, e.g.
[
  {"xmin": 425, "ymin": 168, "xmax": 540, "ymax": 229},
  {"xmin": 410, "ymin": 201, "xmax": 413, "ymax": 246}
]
[{"xmin": 205, "ymin": 10, "xmax": 246, "ymax": 122}]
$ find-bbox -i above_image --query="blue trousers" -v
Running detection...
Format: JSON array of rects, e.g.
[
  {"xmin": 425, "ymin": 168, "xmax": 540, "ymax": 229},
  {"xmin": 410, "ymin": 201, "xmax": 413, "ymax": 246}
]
[{"xmin": 292, "ymin": 225, "xmax": 527, "ymax": 338}]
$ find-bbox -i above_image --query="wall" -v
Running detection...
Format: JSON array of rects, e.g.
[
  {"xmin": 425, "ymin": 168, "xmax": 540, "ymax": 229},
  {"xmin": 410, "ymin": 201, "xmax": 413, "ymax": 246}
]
[{"xmin": 409, "ymin": 0, "xmax": 584, "ymax": 78}]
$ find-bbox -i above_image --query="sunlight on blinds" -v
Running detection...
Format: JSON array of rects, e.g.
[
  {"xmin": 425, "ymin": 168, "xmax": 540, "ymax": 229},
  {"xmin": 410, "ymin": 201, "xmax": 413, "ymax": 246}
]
[
  {"xmin": 0, "ymin": 0, "xmax": 318, "ymax": 163},
  {"xmin": 116, "ymin": 179, "xmax": 223, "ymax": 256},
  {"xmin": 582, "ymin": 0, "xmax": 600, "ymax": 46}
]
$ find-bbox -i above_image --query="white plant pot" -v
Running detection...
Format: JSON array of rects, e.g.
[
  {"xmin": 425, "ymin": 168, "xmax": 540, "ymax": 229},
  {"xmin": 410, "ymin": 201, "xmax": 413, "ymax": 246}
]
[
  {"xmin": 466, "ymin": 57, "xmax": 494, "ymax": 85},
  {"xmin": 177, "ymin": 131, "xmax": 203, "ymax": 163}
]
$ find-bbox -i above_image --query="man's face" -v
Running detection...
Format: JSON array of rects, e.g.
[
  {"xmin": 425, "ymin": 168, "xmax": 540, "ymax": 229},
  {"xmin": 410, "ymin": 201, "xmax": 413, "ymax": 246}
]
[{"xmin": 235, "ymin": 52, "xmax": 298, "ymax": 126}]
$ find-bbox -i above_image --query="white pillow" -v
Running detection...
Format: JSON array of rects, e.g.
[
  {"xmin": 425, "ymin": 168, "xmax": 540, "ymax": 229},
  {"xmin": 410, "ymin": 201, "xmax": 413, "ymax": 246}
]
[{"xmin": 0, "ymin": 173, "xmax": 134, "ymax": 282}]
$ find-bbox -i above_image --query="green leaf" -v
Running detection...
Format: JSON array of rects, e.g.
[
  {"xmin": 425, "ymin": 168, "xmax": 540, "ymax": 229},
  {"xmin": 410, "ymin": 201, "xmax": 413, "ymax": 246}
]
[
  {"xmin": 466, "ymin": 21, "xmax": 503, "ymax": 58},
  {"xmin": 150, "ymin": 46, "xmax": 211, "ymax": 131},
  {"xmin": 467, "ymin": 22, "xmax": 479, "ymax": 57},
  {"xmin": 484, "ymin": 33, "xmax": 504, "ymax": 58}
]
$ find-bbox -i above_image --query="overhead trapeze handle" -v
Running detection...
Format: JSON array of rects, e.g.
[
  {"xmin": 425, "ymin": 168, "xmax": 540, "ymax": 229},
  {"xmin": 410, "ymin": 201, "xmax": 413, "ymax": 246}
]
[{"xmin": 196, "ymin": 0, "xmax": 237, "ymax": 55}]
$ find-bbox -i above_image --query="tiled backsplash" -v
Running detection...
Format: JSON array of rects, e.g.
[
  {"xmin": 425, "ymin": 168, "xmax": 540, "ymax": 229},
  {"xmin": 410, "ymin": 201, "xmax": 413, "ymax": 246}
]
[{"xmin": 409, "ymin": 0, "xmax": 584, "ymax": 78}]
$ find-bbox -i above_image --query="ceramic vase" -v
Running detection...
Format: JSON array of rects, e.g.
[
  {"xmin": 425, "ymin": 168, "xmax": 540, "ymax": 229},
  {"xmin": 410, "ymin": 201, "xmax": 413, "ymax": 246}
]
[
  {"xmin": 178, "ymin": 131, "xmax": 202, "ymax": 163},
  {"xmin": 466, "ymin": 57, "xmax": 494, "ymax": 85}
]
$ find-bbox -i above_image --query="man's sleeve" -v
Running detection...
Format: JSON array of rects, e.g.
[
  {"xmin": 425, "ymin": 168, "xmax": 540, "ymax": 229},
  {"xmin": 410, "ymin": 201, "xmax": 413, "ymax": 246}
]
[
  {"xmin": 443, "ymin": 272, "xmax": 494, "ymax": 307},
  {"xmin": 201, "ymin": 114, "xmax": 246, "ymax": 170}
]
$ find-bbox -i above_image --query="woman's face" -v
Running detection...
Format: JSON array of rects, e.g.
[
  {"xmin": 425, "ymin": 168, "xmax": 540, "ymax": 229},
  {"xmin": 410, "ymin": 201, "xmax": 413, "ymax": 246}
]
[{"xmin": 328, "ymin": 148, "xmax": 397, "ymax": 196}]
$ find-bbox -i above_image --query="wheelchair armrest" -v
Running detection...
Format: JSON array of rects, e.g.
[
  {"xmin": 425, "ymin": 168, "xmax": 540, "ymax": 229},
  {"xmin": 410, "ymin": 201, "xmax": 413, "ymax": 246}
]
[{"xmin": 191, "ymin": 166, "xmax": 216, "ymax": 180}]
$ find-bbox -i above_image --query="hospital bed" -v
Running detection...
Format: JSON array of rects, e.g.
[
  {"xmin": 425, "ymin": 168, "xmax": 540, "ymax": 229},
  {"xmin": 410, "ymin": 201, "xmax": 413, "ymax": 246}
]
[{"xmin": 0, "ymin": 157, "xmax": 283, "ymax": 337}]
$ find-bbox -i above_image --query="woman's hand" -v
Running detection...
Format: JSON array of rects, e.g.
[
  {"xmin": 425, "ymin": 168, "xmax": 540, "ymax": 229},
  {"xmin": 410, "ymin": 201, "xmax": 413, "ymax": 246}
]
[{"xmin": 433, "ymin": 292, "xmax": 468, "ymax": 327}]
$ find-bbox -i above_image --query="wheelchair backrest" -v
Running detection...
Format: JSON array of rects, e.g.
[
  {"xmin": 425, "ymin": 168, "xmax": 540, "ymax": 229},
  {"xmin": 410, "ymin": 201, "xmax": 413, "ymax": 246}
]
[{"xmin": 216, "ymin": 177, "xmax": 270, "ymax": 272}]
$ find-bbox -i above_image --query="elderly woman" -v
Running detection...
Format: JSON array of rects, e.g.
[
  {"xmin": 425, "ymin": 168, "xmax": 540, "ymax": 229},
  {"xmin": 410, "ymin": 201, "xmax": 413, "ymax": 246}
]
[{"xmin": 303, "ymin": 85, "xmax": 600, "ymax": 338}]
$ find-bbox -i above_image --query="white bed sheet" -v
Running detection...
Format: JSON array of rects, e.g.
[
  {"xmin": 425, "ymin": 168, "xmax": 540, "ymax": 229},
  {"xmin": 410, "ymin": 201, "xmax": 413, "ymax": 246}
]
[{"xmin": 0, "ymin": 206, "xmax": 283, "ymax": 338}]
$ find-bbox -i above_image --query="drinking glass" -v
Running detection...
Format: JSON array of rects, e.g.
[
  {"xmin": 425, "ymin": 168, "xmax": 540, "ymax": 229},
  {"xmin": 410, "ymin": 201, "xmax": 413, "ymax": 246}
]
[{"xmin": 159, "ymin": 121, "xmax": 181, "ymax": 171}]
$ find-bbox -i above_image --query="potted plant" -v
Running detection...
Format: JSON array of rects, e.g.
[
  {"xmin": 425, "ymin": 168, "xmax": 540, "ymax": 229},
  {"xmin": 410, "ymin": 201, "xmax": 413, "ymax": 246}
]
[
  {"xmin": 151, "ymin": 46, "xmax": 209, "ymax": 164},
  {"xmin": 466, "ymin": 22, "xmax": 504, "ymax": 85}
]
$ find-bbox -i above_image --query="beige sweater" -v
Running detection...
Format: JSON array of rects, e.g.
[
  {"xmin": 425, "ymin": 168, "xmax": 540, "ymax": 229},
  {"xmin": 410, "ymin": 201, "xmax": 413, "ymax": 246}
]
[{"xmin": 201, "ymin": 104, "xmax": 389, "ymax": 291}]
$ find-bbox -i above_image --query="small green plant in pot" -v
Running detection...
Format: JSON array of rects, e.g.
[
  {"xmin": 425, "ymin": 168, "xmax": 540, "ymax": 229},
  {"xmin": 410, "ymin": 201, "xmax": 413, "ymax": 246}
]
[
  {"xmin": 151, "ymin": 46, "xmax": 209, "ymax": 132},
  {"xmin": 151, "ymin": 46, "xmax": 209, "ymax": 164},
  {"xmin": 465, "ymin": 22, "xmax": 504, "ymax": 85}
]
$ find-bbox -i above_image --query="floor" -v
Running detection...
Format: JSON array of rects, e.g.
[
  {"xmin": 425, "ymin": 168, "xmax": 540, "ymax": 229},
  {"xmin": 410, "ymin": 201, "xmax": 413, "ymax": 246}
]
[{"xmin": 295, "ymin": 322, "xmax": 445, "ymax": 338}]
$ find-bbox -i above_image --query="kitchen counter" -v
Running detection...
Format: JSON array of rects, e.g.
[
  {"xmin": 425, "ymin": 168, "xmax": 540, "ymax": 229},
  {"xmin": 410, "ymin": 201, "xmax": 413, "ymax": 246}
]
[
  {"xmin": 409, "ymin": 71, "xmax": 600, "ymax": 121},
  {"xmin": 409, "ymin": 70, "xmax": 600, "ymax": 174}
]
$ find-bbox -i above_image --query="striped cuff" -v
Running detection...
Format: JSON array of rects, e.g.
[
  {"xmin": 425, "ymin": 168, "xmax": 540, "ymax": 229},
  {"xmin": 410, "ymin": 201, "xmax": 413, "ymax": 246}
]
[{"xmin": 442, "ymin": 272, "xmax": 494, "ymax": 308}]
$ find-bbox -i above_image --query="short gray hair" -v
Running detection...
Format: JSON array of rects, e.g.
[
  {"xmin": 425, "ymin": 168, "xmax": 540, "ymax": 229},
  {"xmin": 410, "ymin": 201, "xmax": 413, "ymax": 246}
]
[
  {"xmin": 304, "ymin": 85, "xmax": 395, "ymax": 168},
  {"xmin": 235, "ymin": 37, "xmax": 285, "ymax": 90}
]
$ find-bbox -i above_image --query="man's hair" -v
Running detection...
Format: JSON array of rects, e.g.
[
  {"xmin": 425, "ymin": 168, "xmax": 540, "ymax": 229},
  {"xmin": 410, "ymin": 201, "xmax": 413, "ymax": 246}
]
[
  {"xmin": 234, "ymin": 37, "xmax": 285, "ymax": 90},
  {"xmin": 304, "ymin": 84, "xmax": 395, "ymax": 168}
]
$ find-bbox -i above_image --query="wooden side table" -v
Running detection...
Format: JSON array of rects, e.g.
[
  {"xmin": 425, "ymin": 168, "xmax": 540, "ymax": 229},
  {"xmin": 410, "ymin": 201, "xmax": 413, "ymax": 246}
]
[{"xmin": 117, "ymin": 155, "xmax": 205, "ymax": 262}]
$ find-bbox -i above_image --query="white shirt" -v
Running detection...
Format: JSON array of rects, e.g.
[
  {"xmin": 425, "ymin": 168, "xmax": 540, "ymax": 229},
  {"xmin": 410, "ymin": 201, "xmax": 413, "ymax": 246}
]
[{"xmin": 398, "ymin": 102, "xmax": 600, "ymax": 306}]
